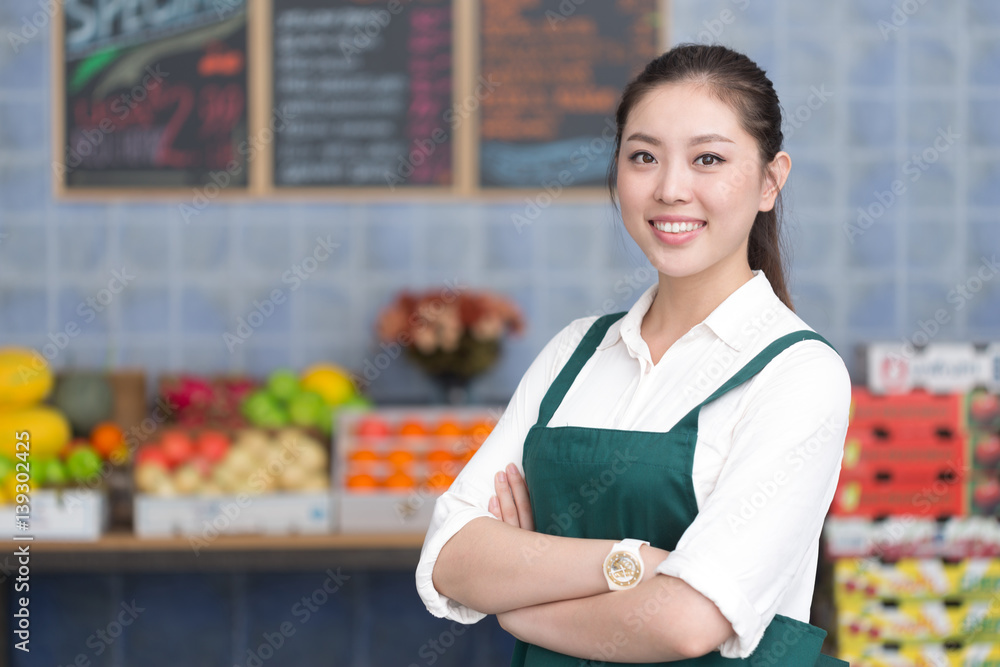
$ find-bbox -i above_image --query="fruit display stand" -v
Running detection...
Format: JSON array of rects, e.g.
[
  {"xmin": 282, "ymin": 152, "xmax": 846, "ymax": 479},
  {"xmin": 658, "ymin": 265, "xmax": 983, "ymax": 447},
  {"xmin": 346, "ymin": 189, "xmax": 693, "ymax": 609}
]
[
  {"xmin": 335, "ymin": 407, "xmax": 499, "ymax": 533},
  {"xmin": 133, "ymin": 427, "xmax": 334, "ymax": 538}
]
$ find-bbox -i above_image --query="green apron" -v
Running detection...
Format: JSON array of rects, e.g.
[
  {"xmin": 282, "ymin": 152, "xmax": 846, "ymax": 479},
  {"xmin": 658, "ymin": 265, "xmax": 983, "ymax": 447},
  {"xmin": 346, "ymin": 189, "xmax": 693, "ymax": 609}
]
[{"xmin": 511, "ymin": 312, "xmax": 848, "ymax": 666}]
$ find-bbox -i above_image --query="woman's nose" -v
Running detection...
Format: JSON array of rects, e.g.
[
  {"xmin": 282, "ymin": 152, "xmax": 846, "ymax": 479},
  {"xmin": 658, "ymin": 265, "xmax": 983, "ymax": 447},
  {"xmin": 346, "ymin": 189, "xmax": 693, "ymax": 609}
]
[{"xmin": 653, "ymin": 162, "xmax": 692, "ymax": 204}]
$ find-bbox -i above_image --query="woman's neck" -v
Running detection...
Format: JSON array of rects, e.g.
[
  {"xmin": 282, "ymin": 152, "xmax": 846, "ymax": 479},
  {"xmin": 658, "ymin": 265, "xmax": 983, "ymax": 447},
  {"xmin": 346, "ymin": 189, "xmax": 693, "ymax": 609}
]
[{"xmin": 640, "ymin": 262, "xmax": 755, "ymax": 364}]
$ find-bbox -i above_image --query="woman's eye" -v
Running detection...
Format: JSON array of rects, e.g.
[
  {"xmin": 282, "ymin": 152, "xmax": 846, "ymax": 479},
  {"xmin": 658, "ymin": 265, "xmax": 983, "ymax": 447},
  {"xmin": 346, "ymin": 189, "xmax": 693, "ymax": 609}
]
[
  {"xmin": 630, "ymin": 151, "xmax": 655, "ymax": 164},
  {"xmin": 695, "ymin": 154, "xmax": 724, "ymax": 166}
]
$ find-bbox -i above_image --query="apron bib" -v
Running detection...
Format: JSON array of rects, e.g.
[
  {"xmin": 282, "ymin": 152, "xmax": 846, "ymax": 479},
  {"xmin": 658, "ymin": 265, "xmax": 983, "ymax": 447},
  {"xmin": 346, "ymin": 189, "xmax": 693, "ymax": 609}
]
[{"xmin": 511, "ymin": 313, "xmax": 848, "ymax": 666}]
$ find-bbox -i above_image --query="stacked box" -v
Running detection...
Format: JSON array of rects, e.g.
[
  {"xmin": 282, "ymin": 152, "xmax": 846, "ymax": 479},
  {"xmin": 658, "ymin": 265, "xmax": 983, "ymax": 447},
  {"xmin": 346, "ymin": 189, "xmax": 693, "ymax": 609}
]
[
  {"xmin": 831, "ymin": 389, "xmax": 968, "ymax": 518},
  {"xmin": 967, "ymin": 389, "xmax": 1000, "ymax": 517},
  {"xmin": 335, "ymin": 407, "xmax": 500, "ymax": 533},
  {"xmin": 833, "ymin": 558, "xmax": 1000, "ymax": 665},
  {"xmin": 840, "ymin": 642, "xmax": 1000, "ymax": 667}
]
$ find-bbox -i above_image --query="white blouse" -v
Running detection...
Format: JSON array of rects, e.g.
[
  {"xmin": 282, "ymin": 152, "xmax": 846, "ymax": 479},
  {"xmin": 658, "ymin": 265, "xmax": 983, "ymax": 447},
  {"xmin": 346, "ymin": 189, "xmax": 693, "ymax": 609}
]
[{"xmin": 415, "ymin": 270, "xmax": 852, "ymax": 659}]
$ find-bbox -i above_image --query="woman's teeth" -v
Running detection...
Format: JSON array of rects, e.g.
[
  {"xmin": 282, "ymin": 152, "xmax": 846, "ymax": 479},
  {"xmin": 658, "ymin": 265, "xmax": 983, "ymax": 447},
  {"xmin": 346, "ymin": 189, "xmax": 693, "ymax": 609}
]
[{"xmin": 652, "ymin": 221, "xmax": 706, "ymax": 233}]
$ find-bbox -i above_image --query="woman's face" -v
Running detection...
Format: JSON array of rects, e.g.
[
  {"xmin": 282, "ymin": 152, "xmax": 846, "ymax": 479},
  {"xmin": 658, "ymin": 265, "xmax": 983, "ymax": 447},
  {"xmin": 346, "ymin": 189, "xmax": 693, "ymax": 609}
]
[{"xmin": 616, "ymin": 81, "xmax": 788, "ymax": 283}]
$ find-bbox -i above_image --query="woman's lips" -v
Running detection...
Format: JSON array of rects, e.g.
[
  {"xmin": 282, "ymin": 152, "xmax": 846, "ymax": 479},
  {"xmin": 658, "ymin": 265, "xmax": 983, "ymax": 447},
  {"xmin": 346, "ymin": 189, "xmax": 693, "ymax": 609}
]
[{"xmin": 648, "ymin": 218, "xmax": 706, "ymax": 245}]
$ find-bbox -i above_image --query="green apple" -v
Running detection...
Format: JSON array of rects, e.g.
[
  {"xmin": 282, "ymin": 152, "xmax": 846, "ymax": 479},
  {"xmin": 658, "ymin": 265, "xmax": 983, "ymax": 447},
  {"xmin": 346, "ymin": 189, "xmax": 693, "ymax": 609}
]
[
  {"xmin": 289, "ymin": 390, "xmax": 327, "ymax": 428},
  {"xmin": 267, "ymin": 369, "xmax": 300, "ymax": 402},
  {"xmin": 41, "ymin": 459, "xmax": 68, "ymax": 487},
  {"xmin": 66, "ymin": 447, "xmax": 103, "ymax": 484}
]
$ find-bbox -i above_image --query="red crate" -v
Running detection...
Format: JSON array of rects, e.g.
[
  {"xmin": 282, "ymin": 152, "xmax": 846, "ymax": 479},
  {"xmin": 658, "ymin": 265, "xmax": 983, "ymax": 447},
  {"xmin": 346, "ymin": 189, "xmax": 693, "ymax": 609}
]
[
  {"xmin": 842, "ymin": 428, "xmax": 967, "ymax": 469},
  {"xmin": 830, "ymin": 477, "xmax": 965, "ymax": 518},
  {"xmin": 850, "ymin": 388, "xmax": 965, "ymax": 432},
  {"xmin": 840, "ymin": 458, "xmax": 965, "ymax": 485}
]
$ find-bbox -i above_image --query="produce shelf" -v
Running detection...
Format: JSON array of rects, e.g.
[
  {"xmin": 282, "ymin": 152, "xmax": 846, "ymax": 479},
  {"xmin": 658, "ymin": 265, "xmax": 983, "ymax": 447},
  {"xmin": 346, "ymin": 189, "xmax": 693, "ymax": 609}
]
[{"xmin": 20, "ymin": 531, "xmax": 427, "ymax": 572}]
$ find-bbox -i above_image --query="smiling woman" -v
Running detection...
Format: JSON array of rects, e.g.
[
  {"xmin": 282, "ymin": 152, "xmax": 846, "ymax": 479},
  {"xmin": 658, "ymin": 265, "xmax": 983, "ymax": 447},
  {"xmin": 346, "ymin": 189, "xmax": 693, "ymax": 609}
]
[{"xmin": 417, "ymin": 45, "xmax": 851, "ymax": 666}]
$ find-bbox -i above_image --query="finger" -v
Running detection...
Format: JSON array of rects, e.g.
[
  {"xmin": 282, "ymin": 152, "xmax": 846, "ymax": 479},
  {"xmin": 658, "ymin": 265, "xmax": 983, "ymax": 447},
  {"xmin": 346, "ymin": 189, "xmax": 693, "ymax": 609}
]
[
  {"xmin": 505, "ymin": 463, "xmax": 534, "ymax": 531},
  {"xmin": 488, "ymin": 495, "xmax": 501, "ymax": 519},
  {"xmin": 494, "ymin": 471, "xmax": 520, "ymax": 527}
]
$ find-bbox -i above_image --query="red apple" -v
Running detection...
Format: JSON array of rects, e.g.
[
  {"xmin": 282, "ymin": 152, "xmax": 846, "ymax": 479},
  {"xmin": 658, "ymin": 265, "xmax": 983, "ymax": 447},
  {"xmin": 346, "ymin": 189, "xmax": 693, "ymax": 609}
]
[
  {"xmin": 136, "ymin": 446, "xmax": 170, "ymax": 469},
  {"xmin": 197, "ymin": 431, "xmax": 231, "ymax": 463},
  {"xmin": 187, "ymin": 456, "xmax": 214, "ymax": 477},
  {"xmin": 160, "ymin": 430, "xmax": 195, "ymax": 467},
  {"xmin": 970, "ymin": 392, "xmax": 1000, "ymax": 423},
  {"xmin": 356, "ymin": 416, "xmax": 392, "ymax": 438},
  {"xmin": 975, "ymin": 435, "xmax": 1000, "ymax": 468},
  {"xmin": 973, "ymin": 479, "xmax": 1000, "ymax": 513}
]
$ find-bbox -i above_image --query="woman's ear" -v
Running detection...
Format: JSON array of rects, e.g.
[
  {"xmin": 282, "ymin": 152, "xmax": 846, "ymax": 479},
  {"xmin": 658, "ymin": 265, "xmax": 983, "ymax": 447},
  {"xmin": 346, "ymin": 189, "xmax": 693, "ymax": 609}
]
[{"xmin": 758, "ymin": 151, "xmax": 791, "ymax": 212}]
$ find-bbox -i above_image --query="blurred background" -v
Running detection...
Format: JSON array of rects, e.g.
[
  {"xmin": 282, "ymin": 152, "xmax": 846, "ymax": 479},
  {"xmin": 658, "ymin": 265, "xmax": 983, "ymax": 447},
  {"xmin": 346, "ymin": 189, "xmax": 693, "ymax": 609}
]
[{"xmin": 0, "ymin": 0, "xmax": 998, "ymax": 665}]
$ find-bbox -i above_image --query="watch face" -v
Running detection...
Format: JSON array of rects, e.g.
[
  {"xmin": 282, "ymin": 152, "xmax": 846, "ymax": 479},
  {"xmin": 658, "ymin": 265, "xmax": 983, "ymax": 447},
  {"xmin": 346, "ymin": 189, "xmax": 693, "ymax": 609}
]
[{"xmin": 605, "ymin": 552, "xmax": 642, "ymax": 587}]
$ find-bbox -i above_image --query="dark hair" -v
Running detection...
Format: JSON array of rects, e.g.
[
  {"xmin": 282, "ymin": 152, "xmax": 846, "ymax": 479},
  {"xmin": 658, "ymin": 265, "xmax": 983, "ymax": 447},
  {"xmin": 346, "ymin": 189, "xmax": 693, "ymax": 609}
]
[{"xmin": 607, "ymin": 44, "xmax": 793, "ymax": 310}]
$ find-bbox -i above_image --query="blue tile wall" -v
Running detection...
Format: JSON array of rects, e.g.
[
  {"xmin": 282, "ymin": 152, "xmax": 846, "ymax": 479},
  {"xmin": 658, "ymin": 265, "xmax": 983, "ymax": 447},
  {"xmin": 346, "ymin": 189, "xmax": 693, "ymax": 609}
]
[{"xmin": 10, "ymin": 0, "xmax": 990, "ymax": 385}]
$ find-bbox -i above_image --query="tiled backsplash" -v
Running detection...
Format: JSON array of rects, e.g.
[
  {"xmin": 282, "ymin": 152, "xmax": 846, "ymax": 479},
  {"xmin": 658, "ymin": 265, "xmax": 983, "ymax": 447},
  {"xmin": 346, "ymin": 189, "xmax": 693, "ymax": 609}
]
[{"xmin": 2, "ymin": 0, "xmax": 998, "ymax": 402}]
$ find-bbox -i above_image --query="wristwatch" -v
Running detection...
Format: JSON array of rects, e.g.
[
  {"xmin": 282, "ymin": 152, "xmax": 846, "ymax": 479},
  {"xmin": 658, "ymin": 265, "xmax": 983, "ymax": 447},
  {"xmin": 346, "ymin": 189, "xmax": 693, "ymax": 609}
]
[{"xmin": 603, "ymin": 538, "xmax": 649, "ymax": 591}]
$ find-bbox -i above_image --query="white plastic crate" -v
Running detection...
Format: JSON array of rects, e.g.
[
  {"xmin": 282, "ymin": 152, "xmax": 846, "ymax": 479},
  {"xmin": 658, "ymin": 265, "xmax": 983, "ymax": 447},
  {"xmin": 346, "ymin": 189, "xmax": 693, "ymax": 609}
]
[
  {"xmin": 0, "ymin": 489, "xmax": 107, "ymax": 541},
  {"xmin": 134, "ymin": 492, "xmax": 334, "ymax": 538},
  {"xmin": 335, "ymin": 406, "xmax": 502, "ymax": 533}
]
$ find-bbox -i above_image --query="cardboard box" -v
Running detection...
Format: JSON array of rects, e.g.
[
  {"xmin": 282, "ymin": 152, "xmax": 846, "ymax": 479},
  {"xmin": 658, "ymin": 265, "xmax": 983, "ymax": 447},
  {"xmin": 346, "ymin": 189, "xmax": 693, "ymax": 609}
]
[
  {"xmin": 834, "ymin": 558, "xmax": 1000, "ymax": 602},
  {"xmin": 134, "ymin": 492, "xmax": 333, "ymax": 538},
  {"xmin": 866, "ymin": 343, "xmax": 1000, "ymax": 395},
  {"xmin": 838, "ymin": 597, "xmax": 1000, "ymax": 648},
  {"xmin": 824, "ymin": 518, "xmax": 1000, "ymax": 560},
  {"xmin": 839, "ymin": 642, "xmax": 1000, "ymax": 667},
  {"xmin": 831, "ymin": 477, "xmax": 965, "ymax": 518},
  {"xmin": 0, "ymin": 489, "xmax": 107, "ymax": 541}
]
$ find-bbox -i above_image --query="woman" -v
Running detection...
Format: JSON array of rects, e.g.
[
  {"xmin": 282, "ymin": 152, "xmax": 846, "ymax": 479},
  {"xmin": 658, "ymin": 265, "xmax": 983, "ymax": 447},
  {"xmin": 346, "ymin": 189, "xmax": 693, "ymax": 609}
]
[{"xmin": 416, "ymin": 44, "xmax": 851, "ymax": 665}]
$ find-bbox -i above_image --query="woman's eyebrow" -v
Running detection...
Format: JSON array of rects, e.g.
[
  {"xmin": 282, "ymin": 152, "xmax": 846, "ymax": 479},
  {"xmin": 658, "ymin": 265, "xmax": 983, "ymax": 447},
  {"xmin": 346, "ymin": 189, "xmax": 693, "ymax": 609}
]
[
  {"xmin": 689, "ymin": 133, "xmax": 734, "ymax": 146},
  {"xmin": 623, "ymin": 132, "xmax": 735, "ymax": 146}
]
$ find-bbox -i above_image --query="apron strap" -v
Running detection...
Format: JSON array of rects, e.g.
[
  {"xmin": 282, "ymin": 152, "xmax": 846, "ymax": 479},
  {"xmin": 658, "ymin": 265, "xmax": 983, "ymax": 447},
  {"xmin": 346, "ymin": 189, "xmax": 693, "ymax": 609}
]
[
  {"xmin": 534, "ymin": 312, "xmax": 626, "ymax": 428},
  {"xmin": 672, "ymin": 330, "xmax": 837, "ymax": 431}
]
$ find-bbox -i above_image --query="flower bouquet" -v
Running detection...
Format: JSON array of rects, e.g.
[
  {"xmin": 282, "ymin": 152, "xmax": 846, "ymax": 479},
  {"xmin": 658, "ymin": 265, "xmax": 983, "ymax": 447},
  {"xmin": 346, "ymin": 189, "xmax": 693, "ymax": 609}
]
[{"xmin": 376, "ymin": 289, "xmax": 524, "ymax": 402}]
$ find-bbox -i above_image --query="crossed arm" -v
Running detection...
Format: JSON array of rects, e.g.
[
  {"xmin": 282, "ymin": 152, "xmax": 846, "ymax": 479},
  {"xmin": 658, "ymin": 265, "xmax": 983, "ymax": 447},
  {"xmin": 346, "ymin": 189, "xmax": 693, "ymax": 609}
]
[{"xmin": 431, "ymin": 463, "xmax": 735, "ymax": 662}]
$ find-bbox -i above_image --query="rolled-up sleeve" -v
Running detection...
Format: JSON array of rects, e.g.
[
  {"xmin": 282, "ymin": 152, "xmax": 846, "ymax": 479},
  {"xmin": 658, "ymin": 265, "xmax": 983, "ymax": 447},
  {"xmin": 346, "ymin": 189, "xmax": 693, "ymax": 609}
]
[
  {"xmin": 415, "ymin": 319, "xmax": 592, "ymax": 622},
  {"xmin": 655, "ymin": 341, "xmax": 851, "ymax": 658}
]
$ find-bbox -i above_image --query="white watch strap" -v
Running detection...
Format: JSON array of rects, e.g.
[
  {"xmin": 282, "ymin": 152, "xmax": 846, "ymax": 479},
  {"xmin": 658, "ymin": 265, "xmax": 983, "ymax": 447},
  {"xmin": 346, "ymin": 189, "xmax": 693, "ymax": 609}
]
[{"xmin": 616, "ymin": 538, "xmax": 649, "ymax": 554}]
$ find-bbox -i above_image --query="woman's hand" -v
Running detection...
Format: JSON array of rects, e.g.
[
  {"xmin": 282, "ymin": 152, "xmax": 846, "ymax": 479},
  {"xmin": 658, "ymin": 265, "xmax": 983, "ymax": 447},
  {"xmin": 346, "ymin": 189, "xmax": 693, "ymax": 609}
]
[{"xmin": 487, "ymin": 463, "xmax": 534, "ymax": 531}]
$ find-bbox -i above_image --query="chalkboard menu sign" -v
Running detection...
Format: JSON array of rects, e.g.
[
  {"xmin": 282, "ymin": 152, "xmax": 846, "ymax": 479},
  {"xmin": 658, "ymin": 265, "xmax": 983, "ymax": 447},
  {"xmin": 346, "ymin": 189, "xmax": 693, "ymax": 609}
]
[
  {"xmin": 272, "ymin": 0, "xmax": 453, "ymax": 188},
  {"xmin": 61, "ymin": 0, "xmax": 250, "ymax": 188},
  {"xmin": 478, "ymin": 0, "xmax": 661, "ymax": 189}
]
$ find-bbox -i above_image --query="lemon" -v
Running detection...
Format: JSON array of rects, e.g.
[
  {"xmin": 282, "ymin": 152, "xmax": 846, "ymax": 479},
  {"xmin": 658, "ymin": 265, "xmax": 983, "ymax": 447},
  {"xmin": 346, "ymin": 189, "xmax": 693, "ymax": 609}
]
[{"xmin": 301, "ymin": 364, "xmax": 356, "ymax": 406}]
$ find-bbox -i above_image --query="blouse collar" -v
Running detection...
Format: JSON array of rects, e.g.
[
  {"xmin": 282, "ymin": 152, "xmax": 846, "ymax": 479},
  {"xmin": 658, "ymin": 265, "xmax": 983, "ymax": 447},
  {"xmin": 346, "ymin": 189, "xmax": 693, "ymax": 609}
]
[{"xmin": 596, "ymin": 270, "xmax": 784, "ymax": 356}]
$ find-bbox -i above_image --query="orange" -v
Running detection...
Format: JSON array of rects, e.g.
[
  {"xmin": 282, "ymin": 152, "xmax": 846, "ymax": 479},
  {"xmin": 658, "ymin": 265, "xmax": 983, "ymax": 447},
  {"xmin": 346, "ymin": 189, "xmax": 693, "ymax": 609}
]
[
  {"xmin": 398, "ymin": 420, "xmax": 428, "ymax": 436},
  {"xmin": 467, "ymin": 420, "xmax": 495, "ymax": 447},
  {"xmin": 346, "ymin": 474, "xmax": 379, "ymax": 492},
  {"xmin": 434, "ymin": 420, "xmax": 463, "ymax": 436},
  {"xmin": 91, "ymin": 422, "xmax": 124, "ymax": 459},
  {"xmin": 426, "ymin": 448, "xmax": 455, "ymax": 463},
  {"xmin": 387, "ymin": 449, "xmax": 416, "ymax": 468},
  {"xmin": 348, "ymin": 449, "xmax": 379, "ymax": 462},
  {"xmin": 383, "ymin": 471, "xmax": 415, "ymax": 491}
]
